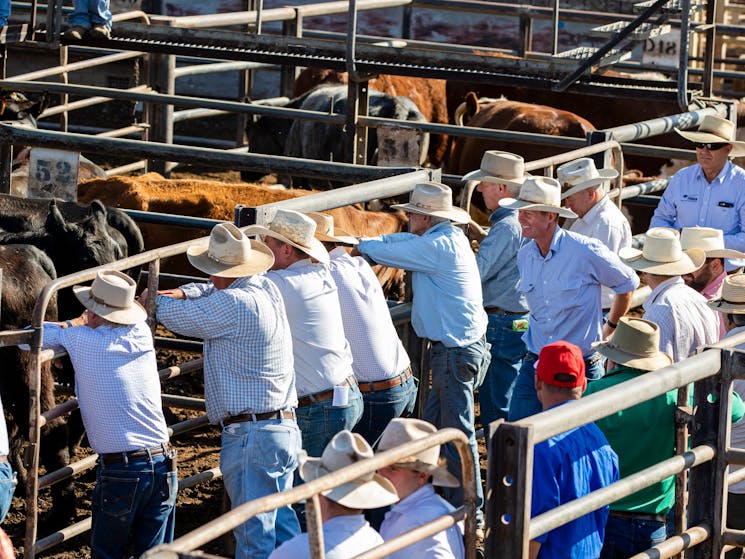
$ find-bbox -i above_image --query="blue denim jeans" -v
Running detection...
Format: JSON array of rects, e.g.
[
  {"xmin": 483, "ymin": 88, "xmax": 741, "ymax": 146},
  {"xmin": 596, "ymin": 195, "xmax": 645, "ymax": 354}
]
[
  {"xmin": 354, "ymin": 373, "xmax": 417, "ymax": 445},
  {"xmin": 600, "ymin": 513, "xmax": 667, "ymax": 559},
  {"xmin": 68, "ymin": 0, "xmax": 111, "ymax": 29},
  {"xmin": 480, "ymin": 313, "xmax": 528, "ymax": 428},
  {"xmin": 425, "ymin": 338, "xmax": 488, "ymax": 525},
  {"xmin": 0, "ymin": 462, "xmax": 16, "ymax": 524},
  {"xmin": 508, "ymin": 351, "xmax": 606, "ymax": 421},
  {"xmin": 90, "ymin": 452, "xmax": 177, "ymax": 559},
  {"xmin": 221, "ymin": 418, "xmax": 301, "ymax": 559},
  {"xmin": 0, "ymin": 0, "xmax": 9, "ymax": 26}
]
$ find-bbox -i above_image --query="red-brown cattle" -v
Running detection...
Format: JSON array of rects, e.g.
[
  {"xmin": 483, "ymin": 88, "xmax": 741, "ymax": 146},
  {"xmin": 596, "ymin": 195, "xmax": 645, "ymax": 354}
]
[{"xmin": 293, "ymin": 68, "xmax": 450, "ymax": 167}]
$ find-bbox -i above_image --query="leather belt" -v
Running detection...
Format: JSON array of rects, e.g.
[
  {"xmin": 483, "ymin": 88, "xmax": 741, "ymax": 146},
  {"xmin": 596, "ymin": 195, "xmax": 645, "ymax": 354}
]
[
  {"xmin": 100, "ymin": 443, "xmax": 170, "ymax": 465},
  {"xmin": 610, "ymin": 510, "xmax": 666, "ymax": 523},
  {"xmin": 298, "ymin": 375, "xmax": 357, "ymax": 407},
  {"xmin": 359, "ymin": 367, "xmax": 412, "ymax": 393},
  {"xmin": 222, "ymin": 410, "xmax": 295, "ymax": 427},
  {"xmin": 485, "ymin": 306, "xmax": 526, "ymax": 316}
]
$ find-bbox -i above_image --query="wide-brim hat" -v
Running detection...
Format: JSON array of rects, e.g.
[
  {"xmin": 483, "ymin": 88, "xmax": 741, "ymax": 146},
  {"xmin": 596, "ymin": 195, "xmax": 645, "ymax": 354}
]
[
  {"xmin": 708, "ymin": 273, "xmax": 745, "ymax": 314},
  {"xmin": 675, "ymin": 114, "xmax": 745, "ymax": 157},
  {"xmin": 299, "ymin": 431, "xmax": 399, "ymax": 509},
  {"xmin": 391, "ymin": 181, "xmax": 470, "ymax": 224},
  {"xmin": 73, "ymin": 270, "xmax": 147, "ymax": 325},
  {"xmin": 620, "ymin": 227, "xmax": 706, "ymax": 276},
  {"xmin": 499, "ymin": 176, "xmax": 578, "ymax": 219},
  {"xmin": 557, "ymin": 157, "xmax": 619, "ymax": 199},
  {"xmin": 242, "ymin": 208, "xmax": 330, "ymax": 265},
  {"xmin": 462, "ymin": 150, "xmax": 530, "ymax": 187},
  {"xmin": 376, "ymin": 418, "xmax": 460, "ymax": 488},
  {"xmin": 187, "ymin": 222, "xmax": 274, "ymax": 278},
  {"xmin": 680, "ymin": 226, "xmax": 745, "ymax": 259},
  {"xmin": 592, "ymin": 316, "xmax": 673, "ymax": 371},
  {"xmin": 307, "ymin": 212, "xmax": 358, "ymax": 246}
]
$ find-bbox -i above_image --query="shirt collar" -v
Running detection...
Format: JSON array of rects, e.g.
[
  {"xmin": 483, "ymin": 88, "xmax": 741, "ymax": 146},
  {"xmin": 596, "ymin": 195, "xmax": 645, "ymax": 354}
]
[
  {"xmin": 527, "ymin": 225, "xmax": 564, "ymax": 261},
  {"xmin": 425, "ymin": 220, "xmax": 454, "ymax": 236},
  {"xmin": 577, "ymin": 195, "xmax": 608, "ymax": 224},
  {"xmin": 696, "ymin": 160, "xmax": 733, "ymax": 184},
  {"xmin": 329, "ymin": 246, "xmax": 348, "ymax": 259},
  {"xmin": 488, "ymin": 206, "xmax": 515, "ymax": 223},
  {"xmin": 644, "ymin": 276, "xmax": 683, "ymax": 309}
]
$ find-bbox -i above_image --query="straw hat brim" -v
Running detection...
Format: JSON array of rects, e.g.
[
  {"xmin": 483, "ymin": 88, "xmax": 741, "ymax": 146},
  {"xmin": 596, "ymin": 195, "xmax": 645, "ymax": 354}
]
[
  {"xmin": 591, "ymin": 339, "xmax": 672, "ymax": 371},
  {"xmin": 708, "ymin": 298, "xmax": 745, "ymax": 314},
  {"xmin": 705, "ymin": 248, "xmax": 745, "ymax": 259},
  {"xmin": 619, "ymin": 247, "xmax": 706, "ymax": 276},
  {"xmin": 675, "ymin": 128, "xmax": 745, "ymax": 157},
  {"xmin": 461, "ymin": 168, "xmax": 527, "ymax": 187},
  {"xmin": 315, "ymin": 226, "xmax": 359, "ymax": 246},
  {"xmin": 242, "ymin": 225, "xmax": 331, "ymax": 265},
  {"xmin": 300, "ymin": 459, "xmax": 399, "ymax": 509},
  {"xmin": 389, "ymin": 459, "xmax": 460, "ymax": 488},
  {"xmin": 389, "ymin": 202, "xmax": 471, "ymax": 225},
  {"xmin": 560, "ymin": 169, "xmax": 619, "ymax": 200},
  {"xmin": 186, "ymin": 238, "xmax": 275, "ymax": 278},
  {"xmin": 72, "ymin": 285, "xmax": 147, "ymax": 325},
  {"xmin": 499, "ymin": 198, "xmax": 578, "ymax": 219}
]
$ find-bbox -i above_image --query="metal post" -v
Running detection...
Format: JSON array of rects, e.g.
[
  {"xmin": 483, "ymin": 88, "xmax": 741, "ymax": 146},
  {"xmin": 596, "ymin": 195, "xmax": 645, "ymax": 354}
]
[
  {"xmin": 0, "ymin": 142, "xmax": 12, "ymax": 195},
  {"xmin": 551, "ymin": 0, "xmax": 559, "ymax": 55},
  {"xmin": 674, "ymin": 383, "xmax": 691, "ymax": 559},
  {"xmin": 148, "ymin": 52, "xmax": 175, "ymax": 176},
  {"xmin": 348, "ymin": 81, "xmax": 370, "ymax": 166},
  {"xmin": 23, "ymin": 334, "xmax": 43, "ymax": 559},
  {"xmin": 279, "ymin": 14, "xmax": 302, "ymax": 99},
  {"xmin": 59, "ymin": 45, "xmax": 69, "ymax": 133},
  {"xmin": 702, "ymin": 0, "xmax": 718, "ymax": 98},
  {"xmin": 518, "ymin": 13, "xmax": 532, "ymax": 58},
  {"xmin": 677, "ymin": 0, "xmax": 693, "ymax": 110}
]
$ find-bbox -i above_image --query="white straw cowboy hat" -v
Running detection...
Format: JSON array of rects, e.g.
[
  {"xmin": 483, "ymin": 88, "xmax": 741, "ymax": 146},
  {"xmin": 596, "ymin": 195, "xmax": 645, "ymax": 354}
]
[
  {"xmin": 708, "ymin": 273, "xmax": 745, "ymax": 314},
  {"xmin": 242, "ymin": 208, "xmax": 330, "ymax": 265},
  {"xmin": 307, "ymin": 212, "xmax": 359, "ymax": 246},
  {"xmin": 187, "ymin": 222, "xmax": 274, "ymax": 278},
  {"xmin": 499, "ymin": 176, "xmax": 578, "ymax": 219},
  {"xmin": 391, "ymin": 181, "xmax": 470, "ymax": 224},
  {"xmin": 592, "ymin": 317, "xmax": 672, "ymax": 371},
  {"xmin": 462, "ymin": 151, "xmax": 530, "ymax": 187},
  {"xmin": 557, "ymin": 157, "xmax": 619, "ymax": 200},
  {"xmin": 680, "ymin": 226, "xmax": 745, "ymax": 259},
  {"xmin": 73, "ymin": 270, "xmax": 147, "ymax": 325},
  {"xmin": 376, "ymin": 418, "xmax": 460, "ymax": 488},
  {"xmin": 619, "ymin": 227, "xmax": 705, "ymax": 276},
  {"xmin": 675, "ymin": 114, "xmax": 745, "ymax": 157},
  {"xmin": 299, "ymin": 430, "xmax": 399, "ymax": 509}
]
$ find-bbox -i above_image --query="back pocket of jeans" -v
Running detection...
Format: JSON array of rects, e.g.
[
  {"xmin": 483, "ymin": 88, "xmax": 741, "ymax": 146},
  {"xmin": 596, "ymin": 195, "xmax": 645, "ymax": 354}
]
[{"xmin": 97, "ymin": 475, "xmax": 139, "ymax": 518}]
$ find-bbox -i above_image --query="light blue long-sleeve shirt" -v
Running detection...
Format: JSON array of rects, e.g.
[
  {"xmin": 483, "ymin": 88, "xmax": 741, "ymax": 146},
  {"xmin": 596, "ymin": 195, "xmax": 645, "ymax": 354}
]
[
  {"xmin": 477, "ymin": 207, "xmax": 528, "ymax": 312},
  {"xmin": 518, "ymin": 227, "xmax": 639, "ymax": 356},
  {"xmin": 358, "ymin": 221, "xmax": 487, "ymax": 348}
]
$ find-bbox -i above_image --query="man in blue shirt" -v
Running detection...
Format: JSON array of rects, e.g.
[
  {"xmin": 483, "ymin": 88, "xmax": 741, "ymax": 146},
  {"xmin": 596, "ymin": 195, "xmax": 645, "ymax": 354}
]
[
  {"xmin": 500, "ymin": 176, "xmax": 639, "ymax": 420},
  {"xmin": 465, "ymin": 151, "xmax": 529, "ymax": 427},
  {"xmin": 354, "ymin": 181, "xmax": 489, "ymax": 527},
  {"xmin": 531, "ymin": 341, "xmax": 619, "ymax": 559}
]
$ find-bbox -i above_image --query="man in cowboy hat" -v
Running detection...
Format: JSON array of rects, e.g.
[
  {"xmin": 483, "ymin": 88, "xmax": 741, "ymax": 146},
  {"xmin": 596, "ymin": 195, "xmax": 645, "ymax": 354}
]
[
  {"xmin": 146, "ymin": 222, "xmax": 300, "ymax": 559},
  {"xmin": 651, "ymin": 114, "xmax": 745, "ymax": 272},
  {"xmin": 376, "ymin": 418, "xmax": 464, "ymax": 559},
  {"xmin": 242, "ymin": 209, "xmax": 362, "ymax": 465},
  {"xmin": 558, "ymin": 157, "xmax": 632, "ymax": 312},
  {"xmin": 269, "ymin": 430, "xmax": 399, "ymax": 559},
  {"xmin": 620, "ymin": 227, "xmax": 720, "ymax": 362},
  {"xmin": 531, "ymin": 341, "xmax": 619, "ymax": 559},
  {"xmin": 353, "ymin": 181, "xmax": 489, "ymax": 528},
  {"xmin": 27, "ymin": 269, "xmax": 175, "ymax": 559},
  {"xmin": 500, "ymin": 176, "xmax": 639, "ymax": 421},
  {"xmin": 463, "ymin": 151, "xmax": 530, "ymax": 428},
  {"xmin": 307, "ymin": 212, "xmax": 415, "ymax": 447}
]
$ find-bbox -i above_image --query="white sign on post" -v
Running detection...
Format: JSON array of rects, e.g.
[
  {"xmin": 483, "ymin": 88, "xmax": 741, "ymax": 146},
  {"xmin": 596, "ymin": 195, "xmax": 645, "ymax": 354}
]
[
  {"xmin": 641, "ymin": 29, "xmax": 682, "ymax": 69},
  {"xmin": 27, "ymin": 148, "xmax": 80, "ymax": 201}
]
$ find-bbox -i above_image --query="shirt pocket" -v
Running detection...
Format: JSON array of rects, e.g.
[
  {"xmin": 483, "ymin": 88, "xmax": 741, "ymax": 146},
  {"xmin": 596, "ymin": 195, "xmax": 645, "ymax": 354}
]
[{"xmin": 713, "ymin": 202, "xmax": 738, "ymax": 232}]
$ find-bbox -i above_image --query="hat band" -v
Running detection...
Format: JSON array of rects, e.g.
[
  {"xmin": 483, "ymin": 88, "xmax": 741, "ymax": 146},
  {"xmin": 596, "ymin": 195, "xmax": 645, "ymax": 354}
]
[
  {"xmin": 720, "ymin": 297, "xmax": 745, "ymax": 305},
  {"xmin": 603, "ymin": 340, "xmax": 656, "ymax": 359},
  {"xmin": 413, "ymin": 201, "xmax": 449, "ymax": 211},
  {"xmin": 90, "ymin": 292, "xmax": 129, "ymax": 309},
  {"xmin": 207, "ymin": 249, "xmax": 244, "ymax": 266}
]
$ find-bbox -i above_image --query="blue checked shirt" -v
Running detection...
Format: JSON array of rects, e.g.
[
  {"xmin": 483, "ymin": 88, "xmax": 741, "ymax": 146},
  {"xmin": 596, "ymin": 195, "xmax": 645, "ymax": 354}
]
[
  {"xmin": 358, "ymin": 221, "xmax": 487, "ymax": 348},
  {"xmin": 156, "ymin": 275, "xmax": 297, "ymax": 424},
  {"xmin": 37, "ymin": 322, "xmax": 169, "ymax": 454},
  {"xmin": 518, "ymin": 227, "xmax": 639, "ymax": 357}
]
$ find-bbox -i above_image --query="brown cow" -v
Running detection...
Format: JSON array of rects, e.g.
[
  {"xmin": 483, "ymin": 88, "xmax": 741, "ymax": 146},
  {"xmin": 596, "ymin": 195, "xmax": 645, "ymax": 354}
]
[{"xmin": 293, "ymin": 68, "xmax": 450, "ymax": 167}]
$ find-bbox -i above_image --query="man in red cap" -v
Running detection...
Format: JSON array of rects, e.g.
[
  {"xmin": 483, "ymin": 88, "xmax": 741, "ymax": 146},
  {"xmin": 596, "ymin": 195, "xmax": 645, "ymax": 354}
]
[{"xmin": 530, "ymin": 341, "xmax": 619, "ymax": 559}]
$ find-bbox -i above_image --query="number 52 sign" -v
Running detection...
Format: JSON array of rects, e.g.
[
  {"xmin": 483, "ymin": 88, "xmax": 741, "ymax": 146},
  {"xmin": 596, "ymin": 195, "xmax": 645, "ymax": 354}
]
[{"xmin": 27, "ymin": 148, "xmax": 80, "ymax": 201}]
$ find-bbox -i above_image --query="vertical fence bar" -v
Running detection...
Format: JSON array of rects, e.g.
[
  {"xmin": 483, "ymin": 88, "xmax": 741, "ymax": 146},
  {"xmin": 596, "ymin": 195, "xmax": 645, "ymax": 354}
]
[
  {"xmin": 674, "ymin": 383, "xmax": 691, "ymax": 559},
  {"xmin": 0, "ymin": 141, "xmax": 11, "ymax": 194},
  {"xmin": 24, "ymin": 332, "xmax": 43, "ymax": 559}
]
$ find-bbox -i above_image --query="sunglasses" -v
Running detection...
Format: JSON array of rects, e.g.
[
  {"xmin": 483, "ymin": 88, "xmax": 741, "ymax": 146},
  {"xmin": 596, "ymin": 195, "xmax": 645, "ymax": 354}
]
[{"xmin": 694, "ymin": 142, "xmax": 730, "ymax": 151}]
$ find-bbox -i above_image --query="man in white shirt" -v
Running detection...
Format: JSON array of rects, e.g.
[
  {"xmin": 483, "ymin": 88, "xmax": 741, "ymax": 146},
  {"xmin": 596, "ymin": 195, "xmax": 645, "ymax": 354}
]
[
  {"xmin": 620, "ymin": 228, "xmax": 720, "ymax": 362},
  {"xmin": 377, "ymin": 418, "xmax": 465, "ymax": 559}
]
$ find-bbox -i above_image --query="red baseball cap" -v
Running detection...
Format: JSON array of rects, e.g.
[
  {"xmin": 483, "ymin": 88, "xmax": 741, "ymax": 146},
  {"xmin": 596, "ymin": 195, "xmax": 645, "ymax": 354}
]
[{"xmin": 536, "ymin": 341, "xmax": 586, "ymax": 388}]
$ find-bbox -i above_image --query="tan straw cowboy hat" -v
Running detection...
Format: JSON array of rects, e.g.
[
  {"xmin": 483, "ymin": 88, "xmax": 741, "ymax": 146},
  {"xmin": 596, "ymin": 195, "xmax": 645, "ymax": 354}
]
[
  {"xmin": 592, "ymin": 317, "xmax": 672, "ymax": 371},
  {"xmin": 675, "ymin": 115, "xmax": 745, "ymax": 157},
  {"xmin": 299, "ymin": 430, "xmax": 399, "ymax": 509},
  {"xmin": 391, "ymin": 181, "xmax": 470, "ymax": 224},
  {"xmin": 462, "ymin": 151, "xmax": 531, "ymax": 187},
  {"xmin": 708, "ymin": 273, "xmax": 745, "ymax": 314},
  {"xmin": 307, "ymin": 212, "xmax": 359, "ymax": 246},
  {"xmin": 680, "ymin": 226, "xmax": 745, "ymax": 259},
  {"xmin": 499, "ymin": 176, "xmax": 578, "ymax": 219},
  {"xmin": 619, "ymin": 227, "xmax": 705, "ymax": 276},
  {"xmin": 557, "ymin": 157, "xmax": 619, "ymax": 200},
  {"xmin": 242, "ymin": 208, "xmax": 330, "ymax": 265},
  {"xmin": 376, "ymin": 418, "xmax": 459, "ymax": 488},
  {"xmin": 187, "ymin": 222, "xmax": 274, "ymax": 278},
  {"xmin": 73, "ymin": 270, "xmax": 147, "ymax": 325}
]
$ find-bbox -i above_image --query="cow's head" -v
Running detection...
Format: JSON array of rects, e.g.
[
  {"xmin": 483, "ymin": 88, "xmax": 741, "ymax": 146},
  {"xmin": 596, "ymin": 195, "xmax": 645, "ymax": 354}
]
[{"xmin": 0, "ymin": 91, "xmax": 50, "ymax": 126}]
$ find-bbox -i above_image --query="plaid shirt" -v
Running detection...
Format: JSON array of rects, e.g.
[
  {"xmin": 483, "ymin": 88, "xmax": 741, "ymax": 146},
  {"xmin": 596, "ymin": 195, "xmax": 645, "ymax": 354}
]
[{"xmin": 157, "ymin": 275, "xmax": 297, "ymax": 424}]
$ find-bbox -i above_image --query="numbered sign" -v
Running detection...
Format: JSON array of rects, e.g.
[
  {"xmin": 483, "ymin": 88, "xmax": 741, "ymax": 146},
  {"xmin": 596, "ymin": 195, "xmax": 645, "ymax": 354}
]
[
  {"xmin": 641, "ymin": 29, "xmax": 681, "ymax": 69},
  {"xmin": 27, "ymin": 148, "xmax": 79, "ymax": 201}
]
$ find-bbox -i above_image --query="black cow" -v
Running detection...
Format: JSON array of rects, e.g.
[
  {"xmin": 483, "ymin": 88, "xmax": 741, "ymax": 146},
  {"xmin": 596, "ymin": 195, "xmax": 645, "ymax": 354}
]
[
  {"xmin": 242, "ymin": 85, "xmax": 429, "ymax": 186},
  {"xmin": 0, "ymin": 91, "xmax": 49, "ymax": 127}
]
